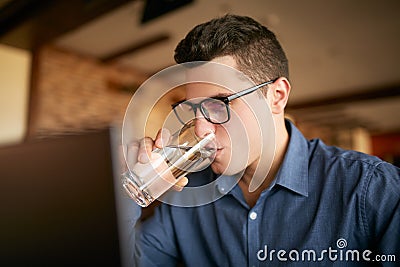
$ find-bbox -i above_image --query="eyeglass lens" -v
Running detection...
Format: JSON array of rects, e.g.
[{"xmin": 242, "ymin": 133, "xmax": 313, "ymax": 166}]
[
  {"xmin": 174, "ymin": 99, "xmax": 229, "ymax": 124},
  {"xmin": 201, "ymin": 98, "xmax": 229, "ymax": 123}
]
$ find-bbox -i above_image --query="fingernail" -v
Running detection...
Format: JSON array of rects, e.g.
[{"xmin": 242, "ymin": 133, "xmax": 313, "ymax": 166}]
[
  {"xmin": 155, "ymin": 139, "xmax": 162, "ymax": 147},
  {"xmin": 139, "ymin": 154, "xmax": 149, "ymax": 163}
]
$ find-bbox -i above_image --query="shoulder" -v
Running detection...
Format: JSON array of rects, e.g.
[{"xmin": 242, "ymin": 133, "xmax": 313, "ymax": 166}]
[
  {"xmin": 307, "ymin": 138, "xmax": 399, "ymax": 192},
  {"xmin": 309, "ymin": 138, "xmax": 383, "ymax": 167},
  {"xmin": 307, "ymin": 138, "xmax": 400, "ymax": 235},
  {"xmin": 306, "ymin": 138, "xmax": 396, "ymax": 181},
  {"xmin": 308, "ymin": 137, "xmax": 399, "ymax": 198}
]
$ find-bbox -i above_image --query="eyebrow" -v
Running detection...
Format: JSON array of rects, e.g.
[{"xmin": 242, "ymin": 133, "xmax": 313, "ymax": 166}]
[
  {"xmin": 173, "ymin": 92, "xmax": 230, "ymax": 105},
  {"xmin": 213, "ymin": 92, "xmax": 231, "ymax": 98}
]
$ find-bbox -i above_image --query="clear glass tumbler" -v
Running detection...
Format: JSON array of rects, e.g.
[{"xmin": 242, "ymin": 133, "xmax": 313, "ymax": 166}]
[{"xmin": 121, "ymin": 120, "xmax": 216, "ymax": 207}]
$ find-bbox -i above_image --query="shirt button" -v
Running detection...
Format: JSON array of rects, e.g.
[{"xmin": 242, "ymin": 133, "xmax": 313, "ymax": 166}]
[
  {"xmin": 217, "ymin": 185, "xmax": 226, "ymax": 194},
  {"xmin": 249, "ymin": 211, "xmax": 257, "ymax": 220}
]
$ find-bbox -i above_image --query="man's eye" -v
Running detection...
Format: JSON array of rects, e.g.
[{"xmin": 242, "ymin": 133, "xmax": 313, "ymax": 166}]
[
  {"xmin": 181, "ymin": 103, "xmax": 194, "ymax": 111},
  {"xmin": 205, "ymin": 101, "xmax": 225, "ymax": 110}
]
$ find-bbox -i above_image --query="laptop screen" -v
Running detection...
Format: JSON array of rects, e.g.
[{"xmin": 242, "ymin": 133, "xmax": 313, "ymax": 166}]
[{"xmin": 0, "ymin": 129, "xmax": 123, "ymax": 266}]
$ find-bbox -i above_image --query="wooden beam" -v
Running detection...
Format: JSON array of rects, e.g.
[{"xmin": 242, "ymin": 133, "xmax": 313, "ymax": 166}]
[
  {"xmin": 287, "ymin": 84, "xmax": 400, "ymax": 110},
  {"xmin": 0, "ymin": 0, "xmax": 51, "ymax": 38},
  {"xmin": 101, "ymin": 33, "xmax": 170, "ymax": 62},
  {"xmin": 0, "ymin": 0, "xmax": 133, "ymax": 51}
]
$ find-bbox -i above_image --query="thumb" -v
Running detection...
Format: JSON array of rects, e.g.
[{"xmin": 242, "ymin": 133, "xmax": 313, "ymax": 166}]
[{"xmin": 173, "ymin": 177, "xmax": 188, "ymax": 192}]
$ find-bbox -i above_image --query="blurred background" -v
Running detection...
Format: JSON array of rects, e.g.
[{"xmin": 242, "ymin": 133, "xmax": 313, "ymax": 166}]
[{"xmin": 0, "ymin": 0, "xmax": 399, "ymax": 166}]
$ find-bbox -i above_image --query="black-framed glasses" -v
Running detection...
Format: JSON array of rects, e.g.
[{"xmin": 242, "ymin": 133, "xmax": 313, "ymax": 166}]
[{"xmin": 171, "ymin": 78, "xmax": 277, "ymax": 125}]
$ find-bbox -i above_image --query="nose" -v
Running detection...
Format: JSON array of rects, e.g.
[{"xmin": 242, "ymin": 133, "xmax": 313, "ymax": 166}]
[{"xmin": 194, "ymin": 109, "xmax": 216, "ymax": 138}]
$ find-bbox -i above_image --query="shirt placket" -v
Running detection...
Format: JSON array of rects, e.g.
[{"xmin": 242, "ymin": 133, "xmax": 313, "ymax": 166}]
[{"xmin": 247, "ymin": 206, "xmax": 261, "ymax": 267}]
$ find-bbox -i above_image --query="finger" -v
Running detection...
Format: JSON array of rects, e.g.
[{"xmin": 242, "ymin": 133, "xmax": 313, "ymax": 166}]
[
  {"xmin": 154, "ymin": 128, "xmax": 171, "ymax": 148},
  {"xmin": 126, "ymin": 142, "xmax": 139, "ymax": 171},
  {"xmin": 118, "ymin": 144, "xmax": 127, "ymax": 173},
  {"xmin": 138, "ymin": 137, "xmax": 154, "ymax": 163},
  {"xmin": 172, "ymin": 176, "xmax": 188, "ymax": 192}
]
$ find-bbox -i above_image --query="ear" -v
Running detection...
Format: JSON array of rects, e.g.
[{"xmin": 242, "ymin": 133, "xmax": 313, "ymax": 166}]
[{"xmin": 268, "ymin": 77, "xmax": 291, "ymax": 114}]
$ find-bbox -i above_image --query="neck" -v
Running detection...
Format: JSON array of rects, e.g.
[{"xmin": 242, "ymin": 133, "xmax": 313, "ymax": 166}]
[{"xmin": 239, "ymin": 118, "xmax": 289, "ymax": 207}]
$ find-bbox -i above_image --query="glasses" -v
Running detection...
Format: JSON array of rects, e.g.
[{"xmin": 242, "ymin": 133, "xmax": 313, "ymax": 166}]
[{"xmin": 172, "ymin": 78, "xmax": 277, "ymax": 125}]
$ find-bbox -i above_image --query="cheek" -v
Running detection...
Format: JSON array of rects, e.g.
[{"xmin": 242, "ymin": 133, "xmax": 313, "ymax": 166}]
[
  {"xmin": 231, "ymin": 103, "xmax": 262, "ymax": 148},
  {"xmin": 215, "ymin": 108, "xmax": 260, "ymax": 174}
]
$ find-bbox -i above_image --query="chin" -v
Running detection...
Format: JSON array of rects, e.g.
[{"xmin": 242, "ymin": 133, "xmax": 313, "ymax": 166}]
[
  {"xmin": 210, "ymin": 164, "xmax": 221, "ymax": 174},
  {"xmin": 210, "ymin": 162, "xmax": 225, "ymax": 175}
]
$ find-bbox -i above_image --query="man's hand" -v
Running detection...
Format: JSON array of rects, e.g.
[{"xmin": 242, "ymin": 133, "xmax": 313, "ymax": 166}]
[{"xmin": 127, "ymin": 128, "xmax": 188, "ymax": 191}]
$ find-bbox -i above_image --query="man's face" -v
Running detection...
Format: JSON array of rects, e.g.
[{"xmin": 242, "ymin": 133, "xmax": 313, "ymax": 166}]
[{"xmin": 184, "ymin": 56, "xmax": 263, "ymax": 175}]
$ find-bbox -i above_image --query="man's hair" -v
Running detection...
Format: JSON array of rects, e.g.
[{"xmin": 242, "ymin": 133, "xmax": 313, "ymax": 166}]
[{"xmin": 174, "ymin": 14, "xmax": 289, "ymax": 84}]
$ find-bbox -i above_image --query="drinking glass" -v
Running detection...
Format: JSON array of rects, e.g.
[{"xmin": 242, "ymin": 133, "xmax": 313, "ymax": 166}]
[{"xmin": 121, "ymin": 120, "xmax": 216, "ymax": 207}]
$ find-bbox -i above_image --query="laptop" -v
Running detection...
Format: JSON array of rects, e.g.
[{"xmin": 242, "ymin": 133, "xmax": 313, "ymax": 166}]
[{"xmin": 0, "ymin": 128, "xmax": 137, "ymax": 266}]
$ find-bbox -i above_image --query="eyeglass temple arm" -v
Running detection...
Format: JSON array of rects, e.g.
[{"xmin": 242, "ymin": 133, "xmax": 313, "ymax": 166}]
[{"xmin": 226, "ymin": 79, "xmax": 277, "ymax": 102}]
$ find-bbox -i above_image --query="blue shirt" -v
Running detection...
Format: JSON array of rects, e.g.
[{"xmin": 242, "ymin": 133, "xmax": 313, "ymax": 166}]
[{"xmin": 135, "ymin": 121, "xmax": 400, "ymax": 266}]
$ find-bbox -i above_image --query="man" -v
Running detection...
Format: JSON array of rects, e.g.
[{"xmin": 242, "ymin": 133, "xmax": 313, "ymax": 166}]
[{"xmin": 133, "ymin": 14, "xmax": 399, "ymax": 266}]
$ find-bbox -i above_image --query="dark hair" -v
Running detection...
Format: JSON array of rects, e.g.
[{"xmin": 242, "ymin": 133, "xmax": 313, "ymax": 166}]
[{"xmin": 174, "ymin": 14, "xmax": 289, "ymax": 84}]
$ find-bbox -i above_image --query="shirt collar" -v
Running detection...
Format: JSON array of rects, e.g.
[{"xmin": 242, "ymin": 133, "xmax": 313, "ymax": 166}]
[
  {"xmin": 272, "ymin": 119, "xmax": 309, "ymax": 197},
  {"xmin": 216, "ymin": 119, "xmax": 309, "ymax": 199}
]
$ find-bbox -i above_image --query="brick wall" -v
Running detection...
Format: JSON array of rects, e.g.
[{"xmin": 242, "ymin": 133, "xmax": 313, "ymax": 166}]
[{"xmin": 30, "ymin": 45, "xmax": 148, "ymax": 136}]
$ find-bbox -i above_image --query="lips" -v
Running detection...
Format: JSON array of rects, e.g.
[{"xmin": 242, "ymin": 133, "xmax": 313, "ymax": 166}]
[{"xmin": 215, "ymin": 147, "xmax": 223, "ymax": 157}]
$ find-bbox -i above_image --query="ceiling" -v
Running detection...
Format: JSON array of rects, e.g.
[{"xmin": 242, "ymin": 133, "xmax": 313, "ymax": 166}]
[{"xmin": 1, "ymin": 0, "xmax": 400, "ymax": 134}]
